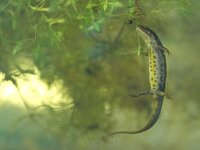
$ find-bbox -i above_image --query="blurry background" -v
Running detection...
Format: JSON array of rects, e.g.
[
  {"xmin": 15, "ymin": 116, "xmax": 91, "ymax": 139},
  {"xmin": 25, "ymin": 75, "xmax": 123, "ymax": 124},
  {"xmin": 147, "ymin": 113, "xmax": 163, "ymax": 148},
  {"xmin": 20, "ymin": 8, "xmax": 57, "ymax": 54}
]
[{"xmin": 0, "ymin": 0, "xmax": 200, "ymax": 150}]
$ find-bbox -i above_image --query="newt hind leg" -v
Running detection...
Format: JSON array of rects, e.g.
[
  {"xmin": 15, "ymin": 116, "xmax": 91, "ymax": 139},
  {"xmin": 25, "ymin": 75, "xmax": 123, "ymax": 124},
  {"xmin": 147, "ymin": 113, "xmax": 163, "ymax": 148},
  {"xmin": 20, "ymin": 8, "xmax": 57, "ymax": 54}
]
[
  {"xmin": 129, "ymin": 90, "xmax": 173, "ymax": 99},
  {"xmin": 129, "ymin": 90, "xmax": 153, "ymax": 97},
  {"xmin": 155, "ymin": 91, "xmax": 173, "ymax": 99}
]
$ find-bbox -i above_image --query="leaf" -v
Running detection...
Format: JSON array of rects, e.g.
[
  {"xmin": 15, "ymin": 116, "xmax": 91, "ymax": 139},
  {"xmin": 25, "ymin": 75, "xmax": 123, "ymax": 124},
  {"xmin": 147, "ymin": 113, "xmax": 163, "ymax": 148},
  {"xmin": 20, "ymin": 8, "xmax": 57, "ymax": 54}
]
[
  {"xmin": 93, "ymin": 23, "xmax": 101, "ymax": 32},
  {"xmin": 13, "ymin": 42, "xmax": 23, "ymax": 55},
  {"xmin": 103, "ymin": 0, "xmax": 108, "ymax": 11},
  {"xmin": 111, "ymin": 1, "xmax": 123, "ymax": 8},
  {"xmin": 30, "ymin": 5, "xmax": 50, "ymax": 12},
  {"xmin": 46, "ymin": 18, "xmax": 65, "ymax": 26}
]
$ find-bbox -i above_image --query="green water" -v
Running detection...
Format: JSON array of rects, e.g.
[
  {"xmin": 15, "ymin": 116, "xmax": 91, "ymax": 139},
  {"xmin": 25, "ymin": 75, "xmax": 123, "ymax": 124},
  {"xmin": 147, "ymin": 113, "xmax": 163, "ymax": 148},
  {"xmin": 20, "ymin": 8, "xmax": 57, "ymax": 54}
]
[{"xmin": 0, "ymin": 0, "xmax": 200, "ymax": 150}]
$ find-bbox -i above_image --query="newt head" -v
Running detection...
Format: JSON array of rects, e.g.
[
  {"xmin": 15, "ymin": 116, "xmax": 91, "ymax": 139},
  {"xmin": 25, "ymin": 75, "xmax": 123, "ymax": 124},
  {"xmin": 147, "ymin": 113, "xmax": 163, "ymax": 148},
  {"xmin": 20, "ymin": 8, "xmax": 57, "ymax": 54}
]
[{"xmin": 136, "ymin": 25, "xmax": 162, "ymax": 47}]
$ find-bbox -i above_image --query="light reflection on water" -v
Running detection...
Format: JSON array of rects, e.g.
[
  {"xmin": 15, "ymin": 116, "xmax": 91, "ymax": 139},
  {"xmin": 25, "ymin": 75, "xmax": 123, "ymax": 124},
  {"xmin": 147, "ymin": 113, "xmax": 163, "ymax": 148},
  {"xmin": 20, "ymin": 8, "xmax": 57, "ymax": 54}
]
[{"xmin": 0, "ymin": 73, "xmax": 71, "ymax": 107}]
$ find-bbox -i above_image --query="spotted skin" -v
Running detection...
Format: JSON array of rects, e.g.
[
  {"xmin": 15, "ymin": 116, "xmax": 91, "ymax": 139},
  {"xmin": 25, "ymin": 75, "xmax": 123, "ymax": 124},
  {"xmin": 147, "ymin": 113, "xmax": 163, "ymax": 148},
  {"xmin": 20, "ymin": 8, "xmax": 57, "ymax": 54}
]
[
  {"xmin": 149, "ymin": 46, "xmax": 166, "ymax": 92},
  {"xmin": 104, "ymin": 25, "xmax": 167, "ymax": 137}
]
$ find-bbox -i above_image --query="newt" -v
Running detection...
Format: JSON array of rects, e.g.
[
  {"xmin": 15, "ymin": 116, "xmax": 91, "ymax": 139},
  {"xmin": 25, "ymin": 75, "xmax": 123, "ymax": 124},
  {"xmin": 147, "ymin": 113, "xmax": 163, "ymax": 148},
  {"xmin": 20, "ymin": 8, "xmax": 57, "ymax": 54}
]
[{"xmin": 105, "ymin": 25, "xmax": 169, "ymax": 137}]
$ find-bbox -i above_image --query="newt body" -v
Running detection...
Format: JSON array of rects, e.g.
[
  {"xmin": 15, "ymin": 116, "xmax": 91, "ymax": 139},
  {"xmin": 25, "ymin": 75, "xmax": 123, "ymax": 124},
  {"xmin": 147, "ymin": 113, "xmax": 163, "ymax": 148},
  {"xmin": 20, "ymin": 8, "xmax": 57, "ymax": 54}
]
[{"xmin": 105, "ymin": 25, "xmax": 168, "ymax": 137}]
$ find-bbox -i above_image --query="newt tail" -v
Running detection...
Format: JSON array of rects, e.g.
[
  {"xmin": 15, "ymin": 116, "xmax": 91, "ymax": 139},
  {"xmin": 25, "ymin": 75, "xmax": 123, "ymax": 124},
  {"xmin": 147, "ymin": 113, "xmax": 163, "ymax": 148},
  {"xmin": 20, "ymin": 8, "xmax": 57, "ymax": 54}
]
[{"xmin": 105, "ymin": 96, "xmax": 163, "ymax": 137}]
